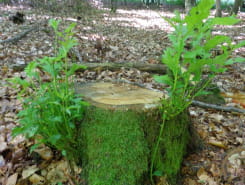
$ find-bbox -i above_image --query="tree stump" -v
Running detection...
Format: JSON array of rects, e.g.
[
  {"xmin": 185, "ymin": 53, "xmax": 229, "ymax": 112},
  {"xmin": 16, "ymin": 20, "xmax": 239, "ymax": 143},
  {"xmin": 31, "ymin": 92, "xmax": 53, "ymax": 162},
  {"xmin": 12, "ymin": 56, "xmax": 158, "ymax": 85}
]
[{"xmin": 76, "ymin": 82, "xmax": 191, "ymax": 185}]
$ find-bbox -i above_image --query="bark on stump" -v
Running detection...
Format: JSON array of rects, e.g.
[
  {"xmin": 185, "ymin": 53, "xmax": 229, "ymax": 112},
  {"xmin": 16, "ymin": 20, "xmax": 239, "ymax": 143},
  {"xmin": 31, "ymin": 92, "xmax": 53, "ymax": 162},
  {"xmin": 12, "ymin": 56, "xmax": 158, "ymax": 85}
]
[{"xmin": 76, "ymin": 82, "xmax": 191, "ymax": 185}]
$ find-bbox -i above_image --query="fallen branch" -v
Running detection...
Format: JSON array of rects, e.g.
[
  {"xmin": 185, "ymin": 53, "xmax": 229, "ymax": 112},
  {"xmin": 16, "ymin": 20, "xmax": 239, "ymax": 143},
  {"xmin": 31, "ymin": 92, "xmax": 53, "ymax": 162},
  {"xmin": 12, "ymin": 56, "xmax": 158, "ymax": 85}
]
[
  {"xmin": 79, "ymin": 62, "xmax": 167, "ymax": 74},
  {"xmin": 0, "ymin": 25, "xmax": 39, "ymax": 44},
  {"xmin": 191, "ymin": 100, "xmax": 245, "ymax": 113},
  {"xmin": 10, "ymin": 61, "xmax": 167, "ymax": 74}
]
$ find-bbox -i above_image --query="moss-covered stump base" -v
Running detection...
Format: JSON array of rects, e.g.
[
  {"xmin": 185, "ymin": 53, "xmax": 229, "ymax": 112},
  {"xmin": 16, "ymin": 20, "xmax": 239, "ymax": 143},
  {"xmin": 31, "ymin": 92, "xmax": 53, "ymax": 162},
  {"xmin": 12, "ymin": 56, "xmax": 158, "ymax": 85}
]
[
  {"xmin": 76, "ymin": 82, "xmax": 191, "ymax": 185},
  {"xmin": 81, "ymin": 108, "xmax": 148, "ymax": 185},
  {"xmin": 151, "ymin": 111, "xmax": 190, "ymax": 184}
]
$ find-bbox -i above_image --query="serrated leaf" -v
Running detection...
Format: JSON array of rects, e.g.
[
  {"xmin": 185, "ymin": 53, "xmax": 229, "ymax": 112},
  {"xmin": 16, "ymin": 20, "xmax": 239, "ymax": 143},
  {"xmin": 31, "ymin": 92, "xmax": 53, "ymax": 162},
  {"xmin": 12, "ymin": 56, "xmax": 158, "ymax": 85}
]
[
  {"xmin": 185, "ymin": 0, "xmax": 214, "ymax": 31},
  {"xmin": 48, "ymin": 19, "xmax": 60, "ymax": 31},
  {"xmin": 211, "ymin": 17, "xmax": 240, "ymax": 25},
  {"xmin": 225, "ymin": 57, "xmax": 245, "ymax": 65},
  {"xmin": 67, "ymin": 63, "xmax": 87, "ymax": 77},
  {"xmin": 204, "ymin": 35, "xmax": 231, "ymax": 51},
  {"xmin": 25, "ymin": 61, "xmax": 39, "ymax": 78},
  {"xmin": 154, "ymin": 75, "xmax": 173, "ymax": 86},
  {"xmin": 231, "ymin": 40, "xmax": 245, "ymax": 50}
]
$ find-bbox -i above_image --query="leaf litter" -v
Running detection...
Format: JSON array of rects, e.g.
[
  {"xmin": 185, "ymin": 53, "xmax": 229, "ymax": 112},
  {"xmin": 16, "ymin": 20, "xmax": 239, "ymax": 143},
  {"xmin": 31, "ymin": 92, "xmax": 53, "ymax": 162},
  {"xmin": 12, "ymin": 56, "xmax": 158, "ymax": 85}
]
[{"xmin": 0, "ymin": 4, "xmax": 245, "ymax": 185}]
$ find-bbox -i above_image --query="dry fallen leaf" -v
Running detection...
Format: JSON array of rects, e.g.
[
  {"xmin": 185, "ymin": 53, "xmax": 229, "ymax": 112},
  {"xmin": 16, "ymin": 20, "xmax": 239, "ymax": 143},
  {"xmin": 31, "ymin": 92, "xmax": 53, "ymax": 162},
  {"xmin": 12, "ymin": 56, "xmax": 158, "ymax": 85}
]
[
  {"xmin": 0, "ymin": 5, "xmax": 244, "ymax": 185},
  {"xmin": 0, "ymin": 155, "xmax": 5, "ymax": 167},
  {"xmin": 209, "ymin": 114, "xmax": 224, "ymax": 122},
  {"xmin": 197, "ymin": 167, "xmax": 217, "ymax": 185},
  {"xmin": 46, "ymin": 160, "xmax": 69, "ymax": 184},
  {"xmin": 29, "ymin": 173, "xmax": 45, "ymax": 185},
  {"xmin": 6, "ymin": 173, "xmax": 18, "ymax": 185},
  {"xmin": 208, "ymin": 137, "xmax": 227, "ymax": 149},
  {"xmin": 184, "ymin": 178, "xmax": 198, "ymax": 185},
  {"xmin": 0, "ymin": 136, "xmax": 7, "ymax": 152},
  {"xmin": 22, "ymin": 165, "xmax": 39, "ymax": 179},
  {"xmin": 209, "ymin": 163, "xmax": 220, "ymax": 177},
  {"xmin": 221, "ymin": 92, "xmax": 245, "ymax": 108},
  {"xmin": 34, "ymin": 146, "xmax": 53, "ymax": 161}
]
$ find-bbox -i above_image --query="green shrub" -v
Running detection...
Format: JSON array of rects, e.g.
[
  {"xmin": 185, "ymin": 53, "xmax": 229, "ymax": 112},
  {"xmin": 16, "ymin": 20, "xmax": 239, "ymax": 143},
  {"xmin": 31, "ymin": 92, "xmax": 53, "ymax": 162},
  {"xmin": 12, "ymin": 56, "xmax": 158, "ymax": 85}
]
[
  {"xmin": 10, "ymin": 19, "xmax": 88, "ymax": 163},
  {"xmin": 152, "ymin": 0, "xmax": 244, "ymax": 183}
]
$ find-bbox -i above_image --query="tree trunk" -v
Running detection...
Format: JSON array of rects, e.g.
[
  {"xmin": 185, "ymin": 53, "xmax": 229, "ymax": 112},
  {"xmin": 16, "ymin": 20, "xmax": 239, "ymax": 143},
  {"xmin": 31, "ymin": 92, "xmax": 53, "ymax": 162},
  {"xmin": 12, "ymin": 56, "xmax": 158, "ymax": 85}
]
[
  {"xmin": 185, "ymin": 0, "xmax": 193, "ymax": 14},
  {"xmin": 76, "ymin": 82, "xmax": 193, "ymax": 184},
  {"xmin": 110, "ymin": 0, "xmax": 117, "ymax": 12},
  {"xmin": 232, "ymin": 0, "xmax": 242, "ymax": 15},
  {"xmin": 215, "ymin": 0, "xmax": 222, "ymax": 17}
]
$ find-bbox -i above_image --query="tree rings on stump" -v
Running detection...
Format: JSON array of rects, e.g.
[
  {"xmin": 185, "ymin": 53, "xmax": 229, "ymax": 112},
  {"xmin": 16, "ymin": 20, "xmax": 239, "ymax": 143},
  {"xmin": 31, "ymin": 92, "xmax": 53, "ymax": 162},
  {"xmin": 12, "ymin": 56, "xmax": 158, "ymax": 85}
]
[{"xmin": 76, "ymin": 82, "xmax": 163, "ymax": 110}]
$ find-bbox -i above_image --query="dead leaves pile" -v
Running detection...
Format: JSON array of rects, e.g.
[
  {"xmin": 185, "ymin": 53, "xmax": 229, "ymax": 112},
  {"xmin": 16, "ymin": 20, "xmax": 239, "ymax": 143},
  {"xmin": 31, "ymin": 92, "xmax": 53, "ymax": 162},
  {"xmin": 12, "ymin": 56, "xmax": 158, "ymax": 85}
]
[
  {"xmin": 0, "ymin": 4, "xmax": 245, "ymax": 185},
  {"xmin": 182, "ymin": 107, "xmax": 245, "ymax": 185}
]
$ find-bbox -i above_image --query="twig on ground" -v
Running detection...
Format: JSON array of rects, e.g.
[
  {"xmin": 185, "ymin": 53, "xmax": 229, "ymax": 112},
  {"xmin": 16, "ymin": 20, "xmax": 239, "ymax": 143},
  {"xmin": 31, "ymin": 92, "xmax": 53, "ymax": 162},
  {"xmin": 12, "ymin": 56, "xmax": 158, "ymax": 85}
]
[
  {"xmin": 0, "ymin": 25, "xmax": 39, "ymax": 44},
  {"xmin": 191, "ymin": 100, "xmax": 245, "ymax": 113}
]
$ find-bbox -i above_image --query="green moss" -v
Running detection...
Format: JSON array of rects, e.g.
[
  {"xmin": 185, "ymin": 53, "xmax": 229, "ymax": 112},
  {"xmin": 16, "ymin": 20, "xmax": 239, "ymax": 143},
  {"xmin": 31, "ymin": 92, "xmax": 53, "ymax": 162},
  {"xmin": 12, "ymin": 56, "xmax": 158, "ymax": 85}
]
[
  {"xmin": 79, "ymin": 108, "xmax": 191, "ymax": 185},
  {"xmin": 80, "ymin": 108, "xmax": 148, "ymax": 185},
  {"xmin": 143, "ymin": 110, "xmax": 190, "ymax": 184},
  {"xmin": 161, "ymin": 111, "xmax": 190, "ymax": 184}
]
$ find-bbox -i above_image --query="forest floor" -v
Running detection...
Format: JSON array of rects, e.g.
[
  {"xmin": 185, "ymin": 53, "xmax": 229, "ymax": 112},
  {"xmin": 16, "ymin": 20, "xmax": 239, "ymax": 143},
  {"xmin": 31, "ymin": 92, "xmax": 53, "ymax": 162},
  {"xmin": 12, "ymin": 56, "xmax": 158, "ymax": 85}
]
[{"xmin": 0, "ymin": 4, "xmax": 245, "ymax": 185}]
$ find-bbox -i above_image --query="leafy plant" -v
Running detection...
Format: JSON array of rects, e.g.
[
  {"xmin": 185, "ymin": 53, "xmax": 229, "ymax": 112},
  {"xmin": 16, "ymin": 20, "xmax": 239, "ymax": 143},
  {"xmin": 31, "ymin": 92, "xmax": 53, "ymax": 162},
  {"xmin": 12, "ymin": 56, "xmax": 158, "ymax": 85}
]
[
  {"xmin": 151, "ymin": 0, "xmax": 244, "ymax": 183},
  {"xmin": 10, "ymin": 19, "xmax": 88, "ymax": 163}
]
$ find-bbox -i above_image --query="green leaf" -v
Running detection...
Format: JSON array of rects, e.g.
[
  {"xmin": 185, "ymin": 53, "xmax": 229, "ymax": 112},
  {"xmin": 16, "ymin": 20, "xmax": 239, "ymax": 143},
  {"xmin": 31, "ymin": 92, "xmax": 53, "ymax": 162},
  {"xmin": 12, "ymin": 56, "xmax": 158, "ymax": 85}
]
[
  {"xmin": 68, "ymin": 122, "xmax": 75, "ymax": 129},
  {"xmin": 66, "ymin": 108, "xmax": 71, "ymax": 115},
  {"xmin": 40, "ymin": 60, "xmax": 62, "ymax": 78},
  {"xmin": 65, "ymin": 22, "xmax": 76, "ymax": 33},
  {"xmin": 154, "ymin": 75, "xmax": 173, "ymax": 86},
  {"xmin": 185, "ymin": 0, "xmax": 214, "ymax": 31},
  {"xmin": 231, "ymin": 40, "xmax": 245, "ymax": 50},
  {"xmin": 67, "ymin": 64, "xmax": 87, "ymax": 77},
  {"xmin": 183, "ymin": 51, "xmax": 196, "ymax": 59},
  {"xmin": 153, "ymin": 170, "xmax": 163, "ymax": 177},
  {"xmin": 210, "ymin": 65, "xmax": 226, "ymax": 73},
  {"xmin": 204, "ymin": 35, "xmax": 231, "ymax": 51},
  {"xmin": 211, "ymin": 17, "xmax": 240, "ymax": 26},
  {"xmin": 175, "ymin": 81, "xmax": 185, "ymax": 89},
  {"xmin": 25, "ymin": 61, "xmax": 39, "ymax": 78},
  {"xmin": 48, "ymin": 19, "xmax": 60, "ymax": 32},
  {"xmin": 161, "ymin": 16, "xmax": 176, "ymax": 28},
  {"xmin": 62, "ymin": 150, "xmax": 67, "ymax": 156},
  {"xmin": 9, "ymin": 77, "xmax": 30, "ymax": 89},
  {"xmin": 195, "ymin": 90, "xmax": 212, "ymax": 97},
  {"xmin": 49, "ymin": 134, "xmax": 61, "ymax": 145},
  {"xmin": 225, "ymin": 57, "xmax": 245, "ymax": 65}
]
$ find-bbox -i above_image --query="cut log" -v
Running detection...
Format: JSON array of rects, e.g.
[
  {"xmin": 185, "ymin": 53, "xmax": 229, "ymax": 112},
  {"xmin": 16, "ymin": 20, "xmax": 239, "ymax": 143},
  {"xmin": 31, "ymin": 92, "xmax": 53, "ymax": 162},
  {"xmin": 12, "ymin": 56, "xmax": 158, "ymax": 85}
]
[{"xmin": 76, "ymin": 82, "xmax": 191, "ymax": 184}]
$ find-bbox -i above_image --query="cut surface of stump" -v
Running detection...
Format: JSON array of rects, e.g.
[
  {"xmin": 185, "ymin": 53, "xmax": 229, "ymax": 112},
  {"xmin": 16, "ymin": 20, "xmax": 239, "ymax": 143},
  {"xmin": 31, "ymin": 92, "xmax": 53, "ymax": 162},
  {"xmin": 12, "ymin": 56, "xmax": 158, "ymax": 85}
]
[
  {"xmin": 76, "ymin": 82, "xmax": 190, "ymax": 185},
  {"xmin": 76, "ymin": 82, "xmax": 163, "ymax": 109}
]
